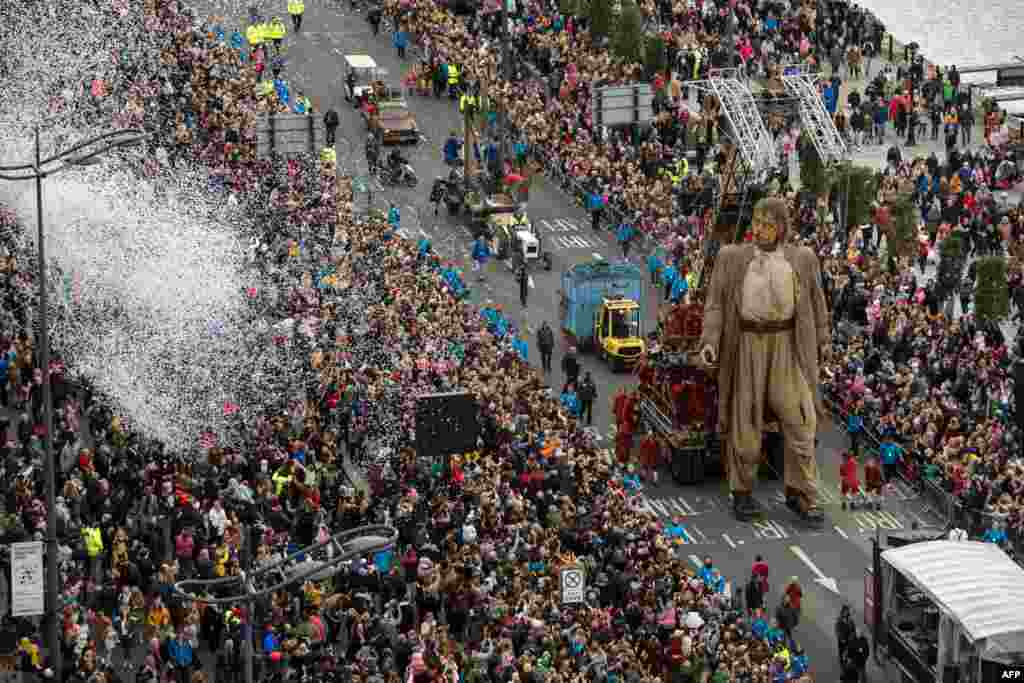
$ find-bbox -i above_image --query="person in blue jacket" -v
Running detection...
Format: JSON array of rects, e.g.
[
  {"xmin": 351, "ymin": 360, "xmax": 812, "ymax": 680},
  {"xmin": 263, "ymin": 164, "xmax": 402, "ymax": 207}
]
[
  {"xmin": 273, "ymin": 78, "xmax": 290, "ymax": 105},
  {"xmin": 662, "ymin": 261, "xmax": 678, "ymax": 302},
  {"xmin": 983, "ymin": 518, "xmax": 1009, "ymax": 545},
  {"xmin": 443, "ymin": 131, "xmax": 462, "ymax": 166},
  {"xmin": 647, "ymin": 251, "xmax": 663, "ymax": 285},
  {"xmin": 417, "ymin": 236, "xmax": 432, "ymax": 259},
  {"xmin": 512, "ymin": 335, "xmax": 528, "ymax": 362},
  {"xmin": 388, "ymin": 204, "xmax": 401, "ymax": 231},
  {"xmin": 586, "ymin": 190, "xmax": 605, "ymax": 231},
  {"xmin": 0, "ymin": 350, "xmax": 9, "ymax": 408},
  {"xmin": 168, "ymin": 631, "xmax": 194, "ymax": 681},
  {"xmin": 879, "ymin": 437, "xmax": 903, "ymax": 481},
  {"xmin": 560, "ymin": 384, "xmax": 580, "ymax": 417},
  {"xmin": 847, "ymin": 398, "xmax": 865, "ymax": 456},
  {"xmin": 616, "ymin": 220, "xmax": 636, "ymax": 259},
  {"xmin": 670, "ymin": 271, "xmax": 689, "ymax": 303},
  {"xmin": 393, "ymin": 29, "xmax": 408, "ymax": 59},
  {"xmin": 471, "ymin": 236, "xmax": 490, "ymax": 281},
  {"xmin": 822, "ymin": 82, "xmax": 838, "ymax": 115}
]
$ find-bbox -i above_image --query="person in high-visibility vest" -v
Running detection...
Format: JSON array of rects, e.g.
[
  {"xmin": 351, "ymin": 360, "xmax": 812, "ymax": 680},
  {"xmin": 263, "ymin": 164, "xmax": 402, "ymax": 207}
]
[
  {"xmin": 272, "ymin": 462, "xmax": 294, "ymax": 496},
  {"xmin": 447, "ymin": 63, "xmax": 460, "ymax": 96},
  {"xmin": 255, "ymin": 79, "xmax": 275, "ymax": 98},
  {"xmin": 258, "ymin": 20, "xmax": 273, "ymax": 48},
  {"xmin": 245, "ymin": 22, "xmax": 264, "ymax": 51},
  {"xmin": 287, "ymin": 0, "xmax": 305, "ymax": 32},
  {"xmin": 458, "ymin": 92, "xmax": 477, "ymax": 115},
  {"xmin": 268, "ymin": 16, "xmax": 287, "ymax": 53}
]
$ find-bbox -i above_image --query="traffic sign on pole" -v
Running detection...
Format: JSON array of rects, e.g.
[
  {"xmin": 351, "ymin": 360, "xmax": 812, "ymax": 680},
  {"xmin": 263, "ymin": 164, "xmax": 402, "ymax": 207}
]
[{"xmin": 560, "ymin": 566, "xmax": 585, "ymax": 605}]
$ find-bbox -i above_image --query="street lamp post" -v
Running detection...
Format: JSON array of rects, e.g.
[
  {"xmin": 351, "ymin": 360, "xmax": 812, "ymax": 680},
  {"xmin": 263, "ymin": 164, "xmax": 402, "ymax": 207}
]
[{"xmin": 0, "ymin": 125, "xmax": 147, "ymax": 681}]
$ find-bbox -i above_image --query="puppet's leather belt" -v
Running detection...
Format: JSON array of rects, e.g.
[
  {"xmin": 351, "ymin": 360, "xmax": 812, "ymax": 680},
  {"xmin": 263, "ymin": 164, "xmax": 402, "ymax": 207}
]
[{"xmin": 739, "ymin": 317, "xmax": 796, "ymax": 334}]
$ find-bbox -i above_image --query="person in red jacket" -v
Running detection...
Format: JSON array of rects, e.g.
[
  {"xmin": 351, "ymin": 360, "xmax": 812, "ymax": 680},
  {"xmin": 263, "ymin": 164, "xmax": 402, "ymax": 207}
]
[
  {"xmin": 840, "ymin": 451, "xmax": 860, "ymax": 509},
  {"xmin": 864, "ymin": 455, "xmax": 883, "ymax": 510},
  {"xmin": 639, "ymin": 431, "xmax": 660, "ymax": 483}
]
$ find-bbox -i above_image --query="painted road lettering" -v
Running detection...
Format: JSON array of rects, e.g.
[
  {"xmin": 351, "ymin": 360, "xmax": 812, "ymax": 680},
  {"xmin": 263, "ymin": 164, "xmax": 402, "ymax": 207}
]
[
  {"xmin": 853, "ymin": 510, "xmax": 903, "ymax": 532},
  {"xmin": 539, "ymin": 218, "xmax": 608, "ymax": 251},
  {"xmin": 751, "ymin": 519, "xmax": 790, "ymax": 540},
  {"xmin": 638, "ymin": 494, "xmax": 701, "ymax": 517}
]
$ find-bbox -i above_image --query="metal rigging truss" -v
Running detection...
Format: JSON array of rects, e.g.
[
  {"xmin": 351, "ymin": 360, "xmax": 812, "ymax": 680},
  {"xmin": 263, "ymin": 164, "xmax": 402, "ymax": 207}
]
[
  {"xmin": 781, "ymin": 65, "xmax": 848, "ymax": 165},
  {"xmin": 690, "ymin": 69, "xmax": 777, "ymax": 179}
]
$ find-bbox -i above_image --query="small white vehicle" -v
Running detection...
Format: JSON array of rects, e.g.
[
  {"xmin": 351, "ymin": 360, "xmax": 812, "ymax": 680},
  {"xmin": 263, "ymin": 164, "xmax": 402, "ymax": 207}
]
[
  {"xmin": 485, "ymin": 211, "xmax": 552, "ymax": 270},
  {"xmin": 343, "ymin": 54, "xmax": 379, "ymax": 103}
]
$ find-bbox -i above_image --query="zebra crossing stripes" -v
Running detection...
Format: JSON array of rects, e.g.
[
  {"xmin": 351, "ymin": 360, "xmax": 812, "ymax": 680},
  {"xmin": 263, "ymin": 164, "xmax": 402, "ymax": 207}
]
[{"xmin": 638, "ymin": 494, "xmax": 699, "ymax": 518}]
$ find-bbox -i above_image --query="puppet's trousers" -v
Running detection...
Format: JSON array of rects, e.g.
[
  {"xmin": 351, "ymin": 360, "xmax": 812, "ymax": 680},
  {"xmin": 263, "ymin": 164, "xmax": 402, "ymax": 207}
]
[{"xmin": 726, "ymin": 327, "xmax": 819, "ymax": 502}]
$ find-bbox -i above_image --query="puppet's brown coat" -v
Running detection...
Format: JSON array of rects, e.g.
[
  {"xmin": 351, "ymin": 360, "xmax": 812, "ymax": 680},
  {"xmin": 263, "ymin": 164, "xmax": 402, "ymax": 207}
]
[{"xmin": 700, "ymin": 243, "xmax": 830, "ymax": 433}]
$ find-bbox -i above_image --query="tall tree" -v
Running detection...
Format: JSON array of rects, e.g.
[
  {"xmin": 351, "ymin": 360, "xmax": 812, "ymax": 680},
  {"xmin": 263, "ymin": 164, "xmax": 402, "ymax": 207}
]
[
  {"xmin": 644, "ymin": 35, "xmax": 667, "ymax": 81},
  {"xmin": 884, "ymin": 193, "xmax": 918, "ymax": 260},
  {"xmin": 830, "ymin": 164, "xmax": 879, "ymax": 231},
  {"xmin": 974, "ymin": 256, "xmax": 1010, "ymax": 323},
  {"xmin": 589, "ymin": 0, "xmax": 614, "ymax": 41},
  {"xmin": 797, "ymin": 133, "xmax": 829, "ymax": 196},
  {"xmin": 613, "ymin": 2, "xmax": 644, "ymax": 64}
]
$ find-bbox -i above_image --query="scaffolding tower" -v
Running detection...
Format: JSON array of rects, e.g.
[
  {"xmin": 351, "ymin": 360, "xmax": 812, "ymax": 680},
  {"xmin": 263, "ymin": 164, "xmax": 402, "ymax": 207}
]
[
  {"xmin": 688, "ymin": 70, "xmax": 777, "ymax": 267},
  {"xmin": 701, "ymin": 68, "xmax": 778, "ymax": 178},
  {"xmin": 781, "ymin": 64, "xmax": 848, "ymax": 165}
]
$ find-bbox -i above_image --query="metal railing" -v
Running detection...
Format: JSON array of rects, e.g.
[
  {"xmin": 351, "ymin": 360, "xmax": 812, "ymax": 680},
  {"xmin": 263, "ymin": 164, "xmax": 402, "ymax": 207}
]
[{"xmin": 823, "ymin": 387, "xmax": 1024, "ymax": 560}]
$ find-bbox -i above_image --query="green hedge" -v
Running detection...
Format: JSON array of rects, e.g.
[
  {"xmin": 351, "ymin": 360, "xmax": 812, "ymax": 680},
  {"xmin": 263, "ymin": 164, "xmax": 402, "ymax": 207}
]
[
  {"xmin": 939, "ymin": 232, "xmax": 962, "ymax": 260},
  {"xmin": 975, "ymin": 256, "xmax": 1009, "ymax": 322}
]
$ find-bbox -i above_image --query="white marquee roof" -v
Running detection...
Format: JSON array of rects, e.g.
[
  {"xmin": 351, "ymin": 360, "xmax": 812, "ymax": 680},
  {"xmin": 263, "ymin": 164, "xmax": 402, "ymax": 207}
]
[{"xmin": 882, "ymin": 540, "xmax": 1024, "ymax": 644}]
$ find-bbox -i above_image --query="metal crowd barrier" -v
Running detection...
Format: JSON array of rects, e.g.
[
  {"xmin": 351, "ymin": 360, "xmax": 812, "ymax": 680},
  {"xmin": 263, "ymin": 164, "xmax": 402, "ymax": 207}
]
[{"xmin": 823, "ymin": 388, "xmax": 1024, "ymax": 559}]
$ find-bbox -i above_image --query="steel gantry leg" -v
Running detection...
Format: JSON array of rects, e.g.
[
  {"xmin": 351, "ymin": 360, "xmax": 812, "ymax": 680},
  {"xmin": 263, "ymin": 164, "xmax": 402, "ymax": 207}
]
[
  {"xmin": 782, "ymin": 67, "xmax": 848, "ymax": 165},
  {"xmin": 708, "ymin": 73, "xmax": 778, "ymax": 175}
]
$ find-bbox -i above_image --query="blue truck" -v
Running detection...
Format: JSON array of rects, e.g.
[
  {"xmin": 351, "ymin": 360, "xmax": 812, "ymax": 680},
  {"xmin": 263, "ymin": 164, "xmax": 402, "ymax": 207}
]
[{"xmin": 559, "ymin": 259, "xmax": 646, "ymax": 371}]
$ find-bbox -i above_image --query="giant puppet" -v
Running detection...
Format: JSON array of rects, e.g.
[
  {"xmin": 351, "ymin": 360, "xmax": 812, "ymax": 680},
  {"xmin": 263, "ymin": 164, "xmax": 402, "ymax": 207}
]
[{"xmin": 700, "ymin": 197, "xmax": 829, "ymax": 525}]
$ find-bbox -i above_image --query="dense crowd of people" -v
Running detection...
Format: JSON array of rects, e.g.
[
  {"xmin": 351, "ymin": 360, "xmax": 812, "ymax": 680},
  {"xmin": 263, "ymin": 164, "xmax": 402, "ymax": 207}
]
[
  {"xmin": 821, "ymin": 142, "xmax": 1024, "ymax": 542},
  {"xmin": 0, "ymin": 2, "xmax": 839, "ymax": 683},
  {"xmin": 3, "ymin": 0, "xmax": 1024, "ymax": 681},
  {"xmin": 383, "ymin": 0, "xmax": 894, "ymax": 241},
  {"xmin": 381, "ymin": 0, "xmax": 1024, "ymax": 544}
]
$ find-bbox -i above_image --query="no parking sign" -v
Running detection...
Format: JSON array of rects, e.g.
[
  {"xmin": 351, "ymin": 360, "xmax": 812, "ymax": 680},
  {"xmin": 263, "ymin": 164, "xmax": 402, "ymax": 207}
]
[{"xmin": 560, "ymin": 566, "xmax": 585, "ymax": 605}]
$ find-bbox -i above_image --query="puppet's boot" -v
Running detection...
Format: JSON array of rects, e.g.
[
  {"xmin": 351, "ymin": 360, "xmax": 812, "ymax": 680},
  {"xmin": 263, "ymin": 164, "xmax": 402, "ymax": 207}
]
[
  {"xmin": 732, "ymin": 492, "xmax": 761, "ymax": 521},
  {"xmin": 786, "ymin": 488, "xmax": 825, "ymax": 527}
]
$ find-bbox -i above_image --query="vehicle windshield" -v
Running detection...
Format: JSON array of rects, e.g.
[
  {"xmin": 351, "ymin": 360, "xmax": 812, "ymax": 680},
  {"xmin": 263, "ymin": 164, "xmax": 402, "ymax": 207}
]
[{"xmin": 610, "ymin": 308, "xmax": 639, "ymax": 339}]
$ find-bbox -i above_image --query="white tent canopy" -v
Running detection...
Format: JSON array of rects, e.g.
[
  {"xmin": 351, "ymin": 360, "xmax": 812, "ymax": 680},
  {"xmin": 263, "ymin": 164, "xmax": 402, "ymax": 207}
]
[{"xmin": 882, "ymin": 540, "xmax": 1024, "ymax": 645}]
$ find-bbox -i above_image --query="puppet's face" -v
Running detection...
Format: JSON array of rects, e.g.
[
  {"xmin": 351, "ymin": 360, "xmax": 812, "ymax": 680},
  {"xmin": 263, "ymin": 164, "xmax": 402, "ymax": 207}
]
[{"xmin": 751, "ymin": 212, "xmax": 780, "ymax": 248}]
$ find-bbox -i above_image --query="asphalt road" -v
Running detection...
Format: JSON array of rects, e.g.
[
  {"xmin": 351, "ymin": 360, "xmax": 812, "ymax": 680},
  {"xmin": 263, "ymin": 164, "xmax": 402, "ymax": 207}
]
[{"xmin": 191, "ymin": 4, "xmax": 954, "ymax": 679}]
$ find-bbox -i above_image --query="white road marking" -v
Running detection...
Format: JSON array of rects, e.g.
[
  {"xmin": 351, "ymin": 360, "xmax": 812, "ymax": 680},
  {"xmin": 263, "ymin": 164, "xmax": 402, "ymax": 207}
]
[
  {"xmin": 790, "ymin": 545, "xmax": 840, "ymax": 594},
  {"xmin": 722, "ymin": 533, "xmax": 737, "ymax": 549},
  {"xmin": 853, "ymin": 510, "xmax": 904, "ymax": 532},
  {"xmin": 667, "ymin": 497, "xmax": 698, "ymax": 516},
  {"xmin": 592, "ymin": 252, "xmax": 604, "ymax": 260},
  {"xmin": 690, "ymin": 525, "xmax": 708, "ymax": 543},
  {"xmin": 527, "ymin": 275, "xmax": 535, "ymax": 289},
  {"xmin": 639, "ymin": 495, "xmax": 701, "ymax": 518},
  {"xmin": 834, "ymin": 525, "xmax": 849, "ymax": 539},
  {"xmin": 751, "ymin": 519, "xmax": 789, "ymax": 539}
]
